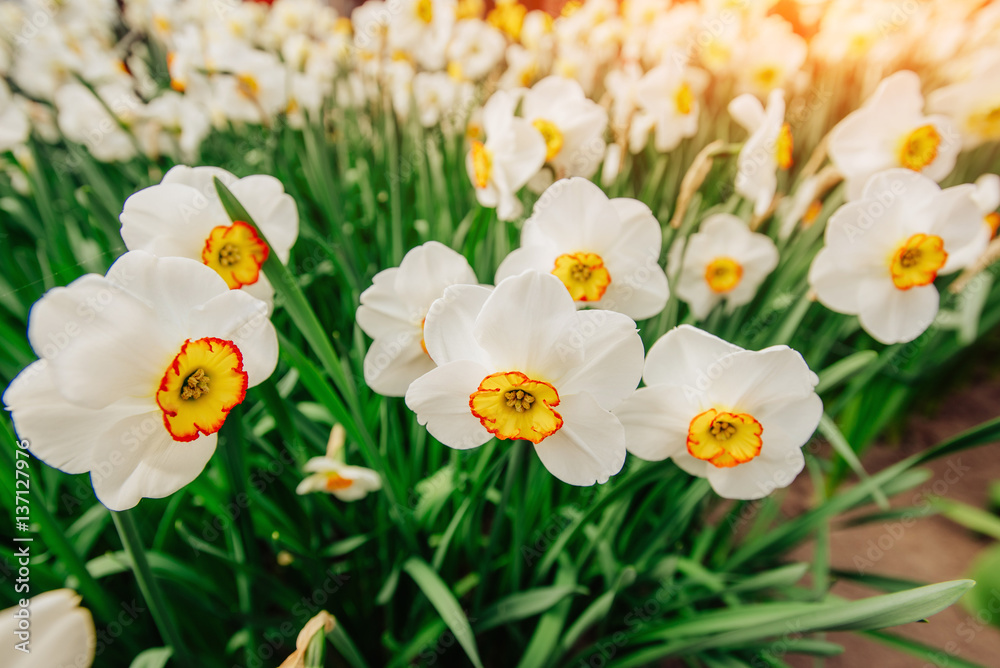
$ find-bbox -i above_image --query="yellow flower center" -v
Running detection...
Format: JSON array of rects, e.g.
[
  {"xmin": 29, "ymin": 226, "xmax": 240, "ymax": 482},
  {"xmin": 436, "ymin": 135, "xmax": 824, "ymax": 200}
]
[
  {"xmin": 752, "ymin": 65, "xmax": 780, "ymax": 90},
  {"xmin": 471, "ymin": 141, "xmax": 493, "ymax": 189},
  {"xmin": 775, "ymin": 122, "xmax": 793, "ymax": 170},
  {"xmin": 447, "ymin": 61, "xmax": 464, "ymax": 81},
  {"xmin": 552, "ymin": 252, "xmax": 611, "ymax": 302},
  {"xmin": 202, "ymin": 221, "xmax": 270, "ymax": 290},
  {"xmin": 487, "ymin": 0, "xmax": 526, "ymax": 40},
  {"xmin": 469, "ymin": 371, "xmax": 563, "ymax": 444},
  {"xmin": 889, "ymin": 233, "xmax": 947, "ymax": 290},
  {"xmin": 674, "ymin": 82, "xmax": 694, "ymax": 116},
  {"xmin": 416, "ymin": 0, "xmax": 434, "ymax": 24},
  {"xmin": 704, "ymin": 257, "xmax": 743, "ymax": 293},
  {"xmin": 532, "ymin": 119, "xmax": 564, "ymax": 162},
  {"xmin": 334, "ymin": 17, "xmax": 353, "ymax": 35},
  {"xmin": 156, "ymin": 337, "xmax": 248, "ymax": 442},
  {"xmin": 325, "ymin": 472, "xmax": 354, "ymax": 491},
  {"xmin": 236, "ymin": 73, "xmax": 260, "ymax": 99},
  {"xmin": 967, "ymin": 104, "xmax": 1000, "ymax": 141},
  {"xmin": 897, "ymin": 124, "xmax": 941, "ymax": 171},
  {"xmin": 687, "ymin": 408, "xmax": 763, "ymax": 468}
]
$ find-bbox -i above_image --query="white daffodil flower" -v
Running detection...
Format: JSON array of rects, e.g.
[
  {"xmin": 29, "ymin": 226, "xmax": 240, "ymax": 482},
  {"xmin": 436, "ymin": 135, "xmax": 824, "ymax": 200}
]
[
  {"xmin": 729, "ymin": 89, "xmax": 793, "ymax": 217},
  {"xmin": 737, "ymin": 16, "xmax": 807, "ymax": 97},
  {"xmin": 296, "ymin": 425, "xmax": 382, "ymax": 501},
  {"xmin": 120, "ymin": 165, "xmax": 299, "ymax": 310},
  {"xmin": 829, "ymin": 70, "xmax": 961, "ymax": 200},
  {"xmin": 387, "ymin": 0, "xmax": 456, "ymax": 70},
  {"xmin": 927, "ymin": 52, "xmax": 1000, "ymax": 149},
  {"xmin": 630, "ymin": 63, "xmax": 708, "ymax": 153},
  {"xmin": 809, "ymin": 169, "xmax": 988, "ymax": 344},
  {"xmin": 405, "ymin": 271, "xmax": 644, "ymax": 486},
  {"xmin": 210, "ymin": 46, "xmax": 288, "ymax": 124},
  {"xmin": 446, "ymin": 19, "xmax": 506, "ymax": 81},
  {"xmin": 0, "ymin": 589, "xmax": 95, "ymax": 668},
  {"xmin": 615, "ymin": 325, "xmax": 822, "ymax": 500},
  {"xmin": 3, "ymin": 251, "xmax": 278, "ymax": 510},
  {"xmin": 466, "ymin": 89, "xmax": 547, "ymax": 221},
  {"xmin": 948, "ymin": 173, "xmax": 1000, "ymax": 269},
  {"xmin": 357, "ymin": 241, "xmax": 480, "ymax": 397},
  {"xmin": 672, "ymin": 214, "xmax": 779, "ymax": 320},
  {"xmin": 520, "ymin": 76, "xmax": 608, "ymax": 186},
  {"xmin": 55, "ymin": 82, "xmax": 141, "ymax": 163},
  {"xmin": 496, "ymin": 178, "xmax": 669, "ymax": 320}
]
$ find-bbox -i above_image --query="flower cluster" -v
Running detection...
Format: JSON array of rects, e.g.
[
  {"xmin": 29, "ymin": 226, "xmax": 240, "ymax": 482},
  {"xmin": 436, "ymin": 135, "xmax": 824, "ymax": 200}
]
[{"xmin": 362, "ymin": 178, "xmax": 821, "ymax": 499}]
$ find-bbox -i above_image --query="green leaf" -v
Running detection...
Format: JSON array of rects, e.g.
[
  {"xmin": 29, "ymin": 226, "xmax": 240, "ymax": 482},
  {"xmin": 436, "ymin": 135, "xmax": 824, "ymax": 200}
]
[
  {"xmin": 128, "ymin": 647, "xmax": 173, "ymax": 668},
  {"xmin": 865, "ymin": 630, "xmax": 989, "ymax": 668},
  {"xmin": 475, "ymin": 585, "xmax": 586, "ymax": 633},
  {"xmin": 615, "ymin": 580, "xmax": 974, "ymax": 666},
  {"xmin": 818, "ymin": 413, "xmax": 889, "ymax": 509},
  {"xmin": 403, "ymin": 557, "xmax": 483, "ymax": 668},
  {"xmin": 932, "ymin": 497, "xmax": 1000, "ymax": 540},
  {"xmin": 815, "ymin": 350, "xmax": 879, "ymax": 394}
]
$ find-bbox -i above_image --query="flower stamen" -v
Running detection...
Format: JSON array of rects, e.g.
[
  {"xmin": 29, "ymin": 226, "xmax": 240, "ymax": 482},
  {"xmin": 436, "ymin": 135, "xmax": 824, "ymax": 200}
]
[
  {"xmin": 552, "ymin": 252, "xmax": 611, "ymax": 301},
  {"xmin": 898, "ymin": 124, "xmax": 941, "ymax": 171}
]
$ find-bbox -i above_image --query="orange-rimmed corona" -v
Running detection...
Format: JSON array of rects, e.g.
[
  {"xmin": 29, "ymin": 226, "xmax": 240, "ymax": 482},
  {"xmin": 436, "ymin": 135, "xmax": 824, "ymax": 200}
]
[
  {"xmin": 897, "ymin": 124, "xmax": 941, "ymax": 171},
  {"xmin": 156, "ymin": 337, "xmax": 248, "ymax": 442},
  {"xmin": 687, "ymin": 408, "xmax": 763, "ymax": 468},
  {"xmin": 201, "ymin": 220, "xmax": 269, "ymax": 289},
  {"xmin": 704, "ymin": 257, "xmax": 743, "ymax": 294},
  {"xmin": 551, "ymin": 252, "xmax": 611, "ymax": 302},
  {"xmin": 469, "ymin": 371, "xmax": 563, "ymax": 444},
  {"xmin": 889, "ymin": 233, "xmax": 947, "ymax": 290}
]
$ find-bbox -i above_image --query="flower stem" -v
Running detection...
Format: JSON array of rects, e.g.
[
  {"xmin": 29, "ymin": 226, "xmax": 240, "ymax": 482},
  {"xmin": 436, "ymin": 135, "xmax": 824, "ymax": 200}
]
[{"xmin": 112, "ymin": 510, "xmax": 193, "ymax": 665}]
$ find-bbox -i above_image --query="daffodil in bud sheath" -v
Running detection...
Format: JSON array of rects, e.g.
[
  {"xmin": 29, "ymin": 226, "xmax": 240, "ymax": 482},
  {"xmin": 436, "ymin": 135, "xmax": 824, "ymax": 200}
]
[
  {"xmin": 615, "ymin": 326, "xmax": 822, "ymax": 500},
  {"xmin": 357, "ymin": 241, "xmax": 479, "ymax": 397},
  {"xmin": 405, "ymin": 271, "xmax": 644, "ymax": 486},
  {"xmin": 496, "ymin": 178, "xmax": 669, "ymax": 320},
  {"xmin": 120, "ymin": 165, "xmax": 300, "ymax": 310},
  {"xmin": 809, "ymin": 170, "xmax": 988, "ymax": 345},
  {"xmin": 3, "ymin": 251, "xmax": 278, "ymax": 511},
  {"xmin": 829, "ymin": 71, "xmax": 961, "ymax": 201}
]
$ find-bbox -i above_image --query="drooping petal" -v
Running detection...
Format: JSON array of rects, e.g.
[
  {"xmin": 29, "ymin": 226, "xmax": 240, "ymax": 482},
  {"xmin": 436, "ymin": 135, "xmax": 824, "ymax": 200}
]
[
  {"xmin": 857, "ymin": 280, "xmax": 939, "ymax": 344},
  {"xmin": 532, "ymin": 392, "xmax": 626, "ymax": 486},
  {"xmin": 706, "ymin": 446, "xmax": 805, "ymax": 500},
  {"xmin": 90, "ymin": 411, "xmax": 217, "ymax": 511}
]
